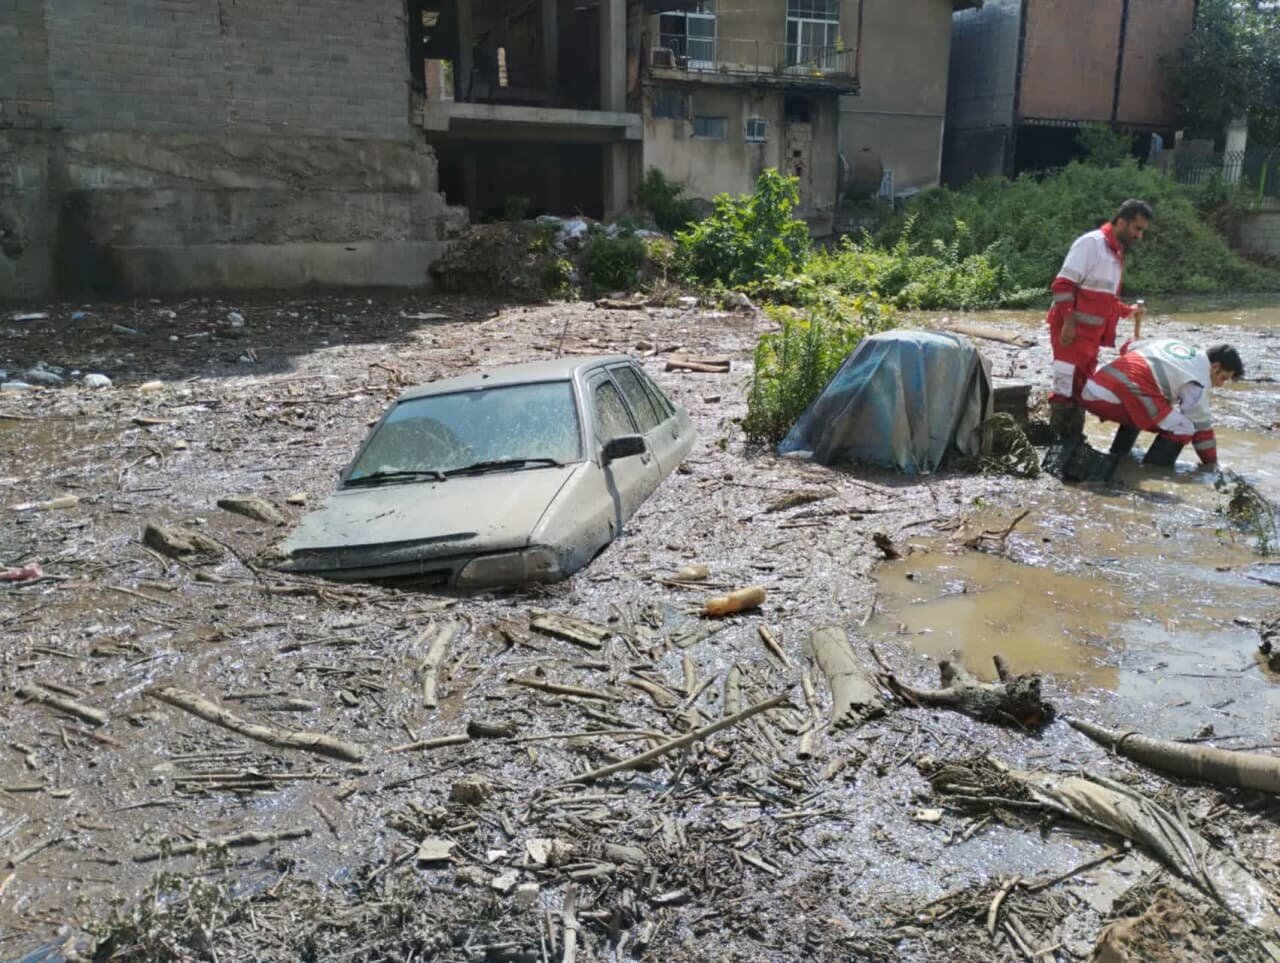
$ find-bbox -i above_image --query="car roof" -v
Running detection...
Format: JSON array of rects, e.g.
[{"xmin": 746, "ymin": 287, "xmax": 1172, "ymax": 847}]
[{"xmin": 397, "ymin": 355, "xmax": 634, "ymax": 401}]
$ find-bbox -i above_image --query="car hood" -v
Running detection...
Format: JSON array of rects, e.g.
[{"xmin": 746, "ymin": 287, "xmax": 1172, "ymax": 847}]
[{"xmin": 280, "ymin": 465, "xmax": 579, "ymax": 557}]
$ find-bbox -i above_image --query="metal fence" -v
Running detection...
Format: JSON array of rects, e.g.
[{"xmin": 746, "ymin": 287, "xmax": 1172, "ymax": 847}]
[
  {"xmin": 651, "ymin": 37, "xmax": 856, "ymax": 81},
  {"xmin": 1170, "ymin": 148, "xmax": 1280, "ymax": 208}
]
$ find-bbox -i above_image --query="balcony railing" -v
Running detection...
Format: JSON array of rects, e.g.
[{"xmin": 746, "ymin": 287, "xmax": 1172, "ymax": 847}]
[{"xmin": 650, "ymin": 37, "xmax": 856, "ymax": 83}]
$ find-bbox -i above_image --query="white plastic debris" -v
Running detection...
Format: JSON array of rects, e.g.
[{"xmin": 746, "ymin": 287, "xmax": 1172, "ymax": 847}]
[{"xmin": 82, "ymin": 373, "xmax": 112, "ymax": 389}]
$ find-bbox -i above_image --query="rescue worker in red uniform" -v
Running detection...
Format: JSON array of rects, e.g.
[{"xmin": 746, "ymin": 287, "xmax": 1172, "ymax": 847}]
[
  {"xmin": 1048, "ymin": 199, "xmax": 1153, "ymax": 441},
  {"xmin": 1080, "ymin": 339, "xmax": 1243, "ymax": 472}
]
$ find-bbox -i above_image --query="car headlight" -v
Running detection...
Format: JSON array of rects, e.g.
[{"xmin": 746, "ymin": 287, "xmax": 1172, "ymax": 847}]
[{"xmin": 456, "ymin": 548, "xmax": 562, "ymax": 588}]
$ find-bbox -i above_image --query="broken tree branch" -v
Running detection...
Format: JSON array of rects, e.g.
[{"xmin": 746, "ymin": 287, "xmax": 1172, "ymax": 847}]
[
  {"xmin": 419, "ymin": 622, "xmax": 458, "ymax": 709},
  {"xmin": 15, "ymin": 684, "xmax": 108, "ymax": 727},
  {"xmin": 562, "ymin": 693, "xmax": 790, "ymax": 785},
  {"xmin": 149, "ymin": 685, "xmax": 365, "ymax": 762},
  {"xmin": 134, "ymin": 827, "xmax": 312, "ymax": 863},
  {"xmin": 1068, "ymin": 716, "xmax": 1280, "ymax": 796},
  {"xmin": 882, "ymin": 651, "xmax": 1054, "ymax": 730}
]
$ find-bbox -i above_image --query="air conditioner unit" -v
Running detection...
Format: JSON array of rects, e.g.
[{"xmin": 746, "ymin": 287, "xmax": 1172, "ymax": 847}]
[{"xmin": 651, "ymin": 47, "xmax": 675, "ymax": 67}]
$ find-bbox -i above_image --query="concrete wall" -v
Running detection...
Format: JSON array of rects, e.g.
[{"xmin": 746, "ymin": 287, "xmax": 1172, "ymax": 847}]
[
  {"xmin": 840, "ymin": 0, "xmax": 954, "ymax": 190},
  {"xmin": 2, "ymin": 0, "xmax": 463, "ymax": 300},
  {"xmin": 642, "ymin": 85, "xmax": 838, "ymax": 232},
  {"xmin": 1019, "ymin": 0, "xmax": 1122, "ymax": 122},
  {"xmin": 1236, "ymin": 211, "xmax": 1280, "ymax": 259}
]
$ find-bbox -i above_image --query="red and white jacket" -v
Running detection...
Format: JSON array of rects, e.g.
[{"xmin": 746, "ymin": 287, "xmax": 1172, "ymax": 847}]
[
  {"xmin": 1048, "ymin": 222, "xmax": 1133, "ymax": 346},
  {"xmin": 1083, "ymin": 338, "xmax": 1218, "ymax": 463}
]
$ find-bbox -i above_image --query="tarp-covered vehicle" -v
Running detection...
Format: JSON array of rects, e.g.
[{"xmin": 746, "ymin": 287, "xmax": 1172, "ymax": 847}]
[
  {"xmin": 276, "ymin": 356, "xmax": 695, "ymax": 587},
  {"xmin": 777, "ymin": 329, "xmax": 993, "ymax": 474}
]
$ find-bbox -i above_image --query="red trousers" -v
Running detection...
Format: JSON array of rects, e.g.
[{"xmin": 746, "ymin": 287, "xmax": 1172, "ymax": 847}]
[
  {"xmin": 1079, "ymin": 397, "xmax": 1192, "ymax": 445},
  {"xmin": 1048, "ymin": 316, "xmax": 1104, "ymax": 404}
]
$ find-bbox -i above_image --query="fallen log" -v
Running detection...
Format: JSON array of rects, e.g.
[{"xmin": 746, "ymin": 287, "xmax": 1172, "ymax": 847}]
[
  {"xmin": 807, "ymin": 626, "xmax": 885, "ymax": 729},
  {"xmin": 16, "ymin": 684, "xmax": 108, "ymax": 727},
  {"xmin": 149, "ymin": 685, "xmax": 365, "ymax": 762},
  {"xmin": 562, "ymin": 693, "xmax": 789, "ymax": 785},
  {"xmin": 1068, "ymin": 717, "xmax": 1280, "ymax": 796},
  {"xmin": 142, "ymin": 522, "xmax": 223, "ymax": 560},
  {"xmin": 509, "ymin": 676, "xmax": 620, "ymax": 703},
  {"xmin": 702, "ymin": 585, "xmax": 766, "ymax": 617},
  {"xmin": 216, "ymin": 496, "xmax": 285, "ymax": 526},
  {"xmin": 529, "ymin": 611, "xmax": 610, "ymax": 650},
  {"xmin": 883, "ymin": 651, "xmax": 1054, "ymax": 730},
  {"xmin": 944, "ymin": 321, "xmax": 1036, "ymax": 348},
  {"xmin": 664, "ymin": 354, "xmax": 731, "ymax": 374}
]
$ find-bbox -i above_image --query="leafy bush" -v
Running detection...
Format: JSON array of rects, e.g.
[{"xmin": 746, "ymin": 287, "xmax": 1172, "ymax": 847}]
[
  {"xmin": 806, "ymin": 216, "xmax": 1042, "ymax": 310},
  {"xmin": 743, "ymin": 293, "xmax": 895, "ymax": 444},
  {"xmin": 503, "ymin": 195, "xmax": 531, "ymax": 222},
  {"xmin": 676, "ymin": 169, "xmax": 811, "ymax": 289},
  {"xmin": 1075, "ymin": 124, "xmax": 1135, "ymax": 168},
  {"xmin": 541, "ymin": 256, "xmax": 575, "ymax": 294},
  {"xmin": 881, "ymin": 160, "xmax": 1279, "ymax": 297},
  {"xmin": 638, "ymin": 168, "xmax": 698, "ymax": 234},
  {"xmin": 581, "ymin": 230, "xmax": 645, "ymax": 291}
]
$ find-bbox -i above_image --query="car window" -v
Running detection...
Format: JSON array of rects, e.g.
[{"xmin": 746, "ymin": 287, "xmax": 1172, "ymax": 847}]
[
  {"xmin": 592, "ymin": 379, "xmax": 635, "ymax": 443},
  {"xmin": 610, "ymin": 365, "xmax": 663, "ymax": 432},
  {"xmin": 347, "ymin": 381, "xmax": 581, "ymax": 479},
  {"xmin": 636, "ymin": 367, "xmax": 675, "ymax": 419}
]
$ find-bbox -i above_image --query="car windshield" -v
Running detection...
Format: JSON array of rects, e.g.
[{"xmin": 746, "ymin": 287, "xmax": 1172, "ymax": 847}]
[{"xmin": 346, "ymin": 380, "xmax": 582, "ymax": 482}]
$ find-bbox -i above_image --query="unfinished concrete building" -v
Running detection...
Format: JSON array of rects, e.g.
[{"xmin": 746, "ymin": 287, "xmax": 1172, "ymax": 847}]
[
  {"xmin": 943, "ymin": 0, "xmax": 1195, "ymax": 184},
  {"xmin": 415, "ymin": 0, "xmax": 642, "ymax": 221},
  {"xmin": 2, "ymin": 0, "xmax": 468, "ymax": 300}
]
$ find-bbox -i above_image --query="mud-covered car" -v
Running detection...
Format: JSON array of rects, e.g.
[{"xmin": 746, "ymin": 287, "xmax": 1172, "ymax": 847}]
[{"xmin": 275, "ymin": 356, "xmax": 696, "ymax": 587}]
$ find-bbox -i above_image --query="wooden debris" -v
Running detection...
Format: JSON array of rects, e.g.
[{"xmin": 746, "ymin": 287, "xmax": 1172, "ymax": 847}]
[
  {"xmin": 624, "ymin": 676, "xmax": 680, "ymax": 709},
  {"xmin": 665, "ymin": 354, "xmax": 731, "ymax": 373},
  {"xmin": 134, "ymin": 827, "xmax": 311, "ymax": 862},
  {"xmin": 418, "ymin": 622, "xmax": 459, "ymax": 709},
  {"xmin": 961, "ymin": 509, "xmax": 1032, "ymax": 553},
  {"xmin": 797, "ymin": 670, "xmax": 820, "ymax": 759},
  {"xmin": 944, "ymin": 321, "xmax": 1036, "ymax": 348},
  {"xmin": 562, "ymin": 884, "xmax": 581, "ymax": 963},
  {"xmin": 388, "ymin": 733, "xmax": 471, "ymax": 753},
  {"xmin": 758, "ymin": 625, "xmax": 790, "ymax": 666},
  {"xmin": 142, "ymin": 522, "xmax": 223, "ymax": 560},
  {"xmin": 510, "ymin": 677, "xmax": 619, "ymax": 702},
  {"xmin": 15, "ymin": 684, "xmax": 108, "ymax": 727},
  {"xmin": 807, "ymin": 627, "xmax": 885, "ymax": 729},
  {"xmin": 722, "ymin": 665, "xmax": 744, "ymax": 717},
  {"xmin": 595, "ymin": 297, "xmax": 650, "ymax": 310},
  {"xmin": 1068, "ymin": 716, "xmax": 1280, "ymax": 795},
  {"xmin": 216, "ymin": 496, "xmax": 285, "ymax": 525},
  {"xmin": 765, "ymin": 489, "xmax": 833, "ymax": 514},
  {"xmin": 563, "ymin": 693, "xmax": 790, "ymax": 785},
  {"xmin": 468, "ymin": 719, "xmax": 519, "ymax": 739},
  {"xmin": 149, "ymin": 685, "xmax": 365, "ymax": 762},
  {"xmin": 671, "ymin": 563, "xmax": 710, "ymax": 582},
  {"xmin": 450, "ymin": 775, "xmax": 493, "ymax": 805},
  {"xmin": 882, "ymin": 651, "xmax": 1055, "ymax": 730},
  {"xmin": 416, "ymin": 837, "xmax": 456, "ymax": 864},
  {"xmin": 872, "ymin": 533, "xmax": 901, "ymax": 560},
  {"xmin": 529, "ymin": 611, "xmax": 610, "ymax": 650},
  {"xmin": 11, "ymin": 495, "xmax": 79, "ymax": 513},
  {"xmin": 703, "ymin": 586, "xmax": 766, "ymax": 618}
]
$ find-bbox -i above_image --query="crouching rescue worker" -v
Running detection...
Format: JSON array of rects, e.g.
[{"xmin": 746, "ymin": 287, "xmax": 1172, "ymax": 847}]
[
  {"xmin": 1080, "ymin": 339, "xmax": 1243, "ymax": 472},
  {"xmin": 1048, "ymin": 199, "xmax": 1152, "ymax": 441}
]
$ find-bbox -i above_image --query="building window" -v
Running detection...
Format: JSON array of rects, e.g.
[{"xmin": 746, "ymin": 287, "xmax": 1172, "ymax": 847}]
[
  {"xmin": 692, "ymin": 116, "xmax": 727, "ymax": 139},
  {"xmin": 785, "ymin": 0, "xmax": 839, "ymax": 68},
  {"xmin": 653, "ymin": 88, "xmax": 684, "ymax": 120},
  {"xmin": 745, "ymin": 117, "xmax": 768, "ymax": 142},
  {"xmin": 659, "ymin": 2, "xmax": 716, "ymax": 68}
]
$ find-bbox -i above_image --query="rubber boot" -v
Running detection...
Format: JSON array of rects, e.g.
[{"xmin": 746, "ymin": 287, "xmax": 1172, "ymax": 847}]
[
  {"xmin": 1098, "ymin": 424, "xmax": 1140, "ymax": 482},
  {"xmin": 1048, "ymin": 401, "xmax": 1076, "ymax": 440},
  {"xmin": 1067, "ymin": 405, "xmax": 1087, "ymax": 444},
  {"xmin": 1143, "ymin": 436, "xmax": 1185, "ymax": 467}
]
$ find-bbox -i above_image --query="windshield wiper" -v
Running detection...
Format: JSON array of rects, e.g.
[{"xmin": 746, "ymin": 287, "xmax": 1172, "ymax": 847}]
[
  {"xmin": 444, "ymin": 458, "xmax": 563, "ymax": 476},
  {"xmin": 345, "ymin": 469, "xmax": 446, "ymax": 487}
]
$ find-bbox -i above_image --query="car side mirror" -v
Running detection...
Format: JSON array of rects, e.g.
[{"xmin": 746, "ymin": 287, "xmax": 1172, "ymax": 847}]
[{"xmin": 602, "ymin": 434, "xmax": 646, "ymax": 464}]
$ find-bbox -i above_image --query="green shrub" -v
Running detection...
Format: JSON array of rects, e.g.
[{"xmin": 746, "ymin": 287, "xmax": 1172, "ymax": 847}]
[
  {"xmin": 806, "ymin": 216, "xmax": 1042, "ymax": 310},
  {"xmin": 743, "ymin": 293, "xmax": 895, "ymax": 444},
  {"xmin": 527, "ymin": 221, "xmax": 558, "ymax": 253},
  {"xmin": 503, "ymin": 195, "xmax": 531, "ymax": 222},
  {"xmin": 581, "ymin": 230, "xmax": 645, "ymax": 291},
  {"xmin": 638, "ymin": 168, "xmax": 698, "ymax": 234},
  {"xmin": 1075, "ymin": 124, "xmax": 1135, "ymax": 168},
  {"xmin": 542, "ymin": 257, "xmax": 575, "ymax": 294},
  {"xmin": 881, "ymin": 160, "xmax": 1279, "ymax": 297},
  {"xmin": 676, "ymin": 169, "xmax": 811, "ymax": 289}
]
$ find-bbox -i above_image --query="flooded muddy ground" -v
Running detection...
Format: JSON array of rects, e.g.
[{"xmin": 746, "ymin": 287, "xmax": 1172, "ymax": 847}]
[{"xmin": 2, "ymin": 294, "xmax": 1280, "ymax": 961}]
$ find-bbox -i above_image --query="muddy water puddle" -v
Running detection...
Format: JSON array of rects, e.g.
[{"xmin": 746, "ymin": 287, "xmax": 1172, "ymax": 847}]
[{"xmin": 869, "ymin": 425, "xmax": 1280, "ymax": 733}]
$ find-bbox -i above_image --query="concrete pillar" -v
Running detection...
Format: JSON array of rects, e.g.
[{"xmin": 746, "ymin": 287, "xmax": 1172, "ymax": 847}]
[
  {"xmin": 457, "ymin": 0, "xmax": 474, "ymax": 101},
  {"xmin": 463, "ymin": 150, "xmax": 479, "ymax": 221},
  {"xmin": 599, "ymin": 0, "xmax": 625, "ymax": 112},
  {"xmin": 542, "ymin": 0, "xmax": 558, "ymax": 106},
  {"xmin": 603, "ymin": 142, "xmax": 629, "ymax": 219},
  {"xmin": 1224, "ymin": 114, "xmax": 1248, "ymax": 185}
]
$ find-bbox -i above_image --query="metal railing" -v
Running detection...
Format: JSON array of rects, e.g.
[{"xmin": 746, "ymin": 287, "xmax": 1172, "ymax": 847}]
[
  {"xmin": 650, "ymin": 37, "xmax": 857, "ymax": 82},
  {"xmin": 1171, "ymin": 148, "xmax": 1280, "ymax": 207}
]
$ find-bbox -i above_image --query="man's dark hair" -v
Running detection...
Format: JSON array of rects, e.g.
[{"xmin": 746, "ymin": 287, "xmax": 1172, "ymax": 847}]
[
  {"xmin": 1114, "ymin": 199, "xmax": 1154, "ymax": 223},
  {"xmin": 1207, "ymin": 343, "xmax": 1244, "ymax": 379}
]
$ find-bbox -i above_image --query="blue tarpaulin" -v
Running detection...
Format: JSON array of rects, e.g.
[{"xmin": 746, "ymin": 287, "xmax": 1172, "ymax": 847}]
[{"xmin": 777, "ymin": 329, "xmax": 992, "ymax": 475}]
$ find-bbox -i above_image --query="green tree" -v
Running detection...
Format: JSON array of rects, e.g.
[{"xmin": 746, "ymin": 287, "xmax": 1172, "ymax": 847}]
[{"xmin": 1163, "ymin": 0, "xmax": 1280, "ymax": 146}]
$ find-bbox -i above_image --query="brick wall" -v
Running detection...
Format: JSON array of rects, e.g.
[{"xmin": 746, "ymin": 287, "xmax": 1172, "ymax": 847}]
[
  {"xmin": 38, "ymin": 0, "xmax": 411, "ymax": 139},
  {"xmin": 1018, "ymin": 0, "xmax": 1122, "ymax": 123},
  {"xmin": 1, "ymin": 0, "xmax": 55, "ymax": 128},
  {"xmin": 1116, "ymin": 0, "xmax": 1194, "ymax": 128}
]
